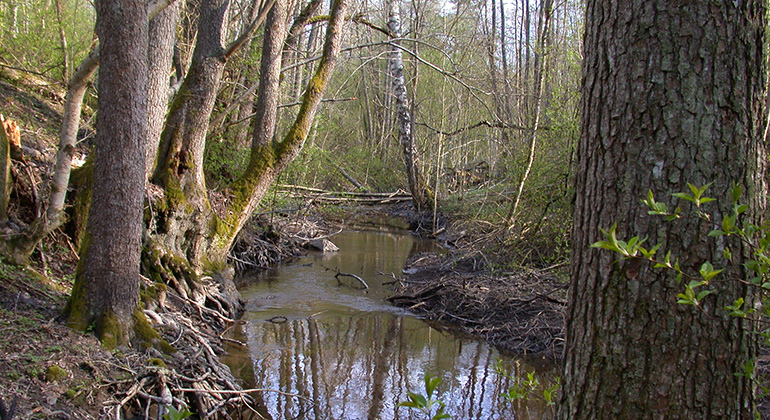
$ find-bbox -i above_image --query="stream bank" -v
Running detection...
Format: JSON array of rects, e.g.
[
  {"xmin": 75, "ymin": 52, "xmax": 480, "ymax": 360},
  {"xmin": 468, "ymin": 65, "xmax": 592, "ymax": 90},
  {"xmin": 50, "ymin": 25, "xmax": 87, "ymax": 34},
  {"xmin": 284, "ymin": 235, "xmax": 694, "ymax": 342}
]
[
  {"xmin": 388, "ymin": 215, "xmax": 568, "ymax": 358},
  {"xmin": 223, "ymin": 217, "xmax": 559, "ymax": 420}
]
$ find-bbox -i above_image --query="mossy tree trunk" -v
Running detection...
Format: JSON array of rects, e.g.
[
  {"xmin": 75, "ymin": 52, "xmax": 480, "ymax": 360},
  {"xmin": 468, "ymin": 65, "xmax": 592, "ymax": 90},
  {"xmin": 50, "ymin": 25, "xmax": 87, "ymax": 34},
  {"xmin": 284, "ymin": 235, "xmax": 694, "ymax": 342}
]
[
  {"xmin": 557, "ymin": 1, "xmax": 766, "ymax": 418},
  {"xmin": 147, "ymin": 0, "xmax": 348, "ymax": 284},
  {"xmin": 64, "ymin": 0, "xmax": 148, "ymax": 348}
]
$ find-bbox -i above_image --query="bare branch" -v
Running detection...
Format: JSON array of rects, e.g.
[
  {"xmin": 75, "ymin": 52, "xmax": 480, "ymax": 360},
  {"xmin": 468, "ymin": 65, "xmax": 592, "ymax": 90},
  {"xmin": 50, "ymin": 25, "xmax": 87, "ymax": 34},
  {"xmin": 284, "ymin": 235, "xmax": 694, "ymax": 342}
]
[{"xmin": 223, "ymin": 0, "xmax": 277, "ymax": 60}]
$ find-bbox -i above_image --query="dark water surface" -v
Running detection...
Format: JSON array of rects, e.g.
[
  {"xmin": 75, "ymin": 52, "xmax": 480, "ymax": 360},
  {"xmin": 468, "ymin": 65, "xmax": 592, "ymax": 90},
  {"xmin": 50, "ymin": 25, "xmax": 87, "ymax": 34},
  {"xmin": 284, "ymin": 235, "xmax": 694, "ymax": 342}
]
[{"xmin": 224, "ymin": 223, "xmax": 555, "ymax": 420}]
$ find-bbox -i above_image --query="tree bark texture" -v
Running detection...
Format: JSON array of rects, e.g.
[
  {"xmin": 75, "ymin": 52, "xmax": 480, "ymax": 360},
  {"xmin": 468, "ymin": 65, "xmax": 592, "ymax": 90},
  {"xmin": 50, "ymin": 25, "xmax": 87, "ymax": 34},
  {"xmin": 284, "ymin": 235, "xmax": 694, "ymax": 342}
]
[
  {"xmin": 147, "ymin": 0, "xmax": 181, "ymax": 177},
  {"xmin": 386, "ymin": 0, "xmax": 430, "ymax": 211},
  {"xmin": 66, "ymin": 0, "xmax": 148, "ymax": 347},
  {"xmin": 558, "ymin": 1, "xmax": 766, "ymax": 419},
  {"xmin": 249, "ymin": 1, "xmax": 289, "ymax": 149}
]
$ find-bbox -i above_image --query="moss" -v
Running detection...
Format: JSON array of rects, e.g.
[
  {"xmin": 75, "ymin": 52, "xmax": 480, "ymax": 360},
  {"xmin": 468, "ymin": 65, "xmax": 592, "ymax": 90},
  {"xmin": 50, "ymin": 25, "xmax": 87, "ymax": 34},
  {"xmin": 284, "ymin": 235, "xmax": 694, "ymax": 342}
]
[
  {"xmin": 147, "ymin": 357, "xmax": 167, "ymax": 368},
  {"xmin": 140, "ymin": 282, "xmax": 167, "ymax": 307},
  {"xmin": 96, "ymin": 311, "xmax": 122, "ymax": 350},
  {"xmin": 64, "ymin": 233, "xmax": 93, "ymax": 332},
  {"xmin": 164, "ymin": 175, "xmax": 186, "ymax": 209},
  {"xmin": 64, "ymin": 389, "xmax": 78, "ymax": 400},
  {"xmin": 44, "ymin": 364, "xmax": 68, "ymax": 382},
  {"xmin": 68, "ymin": 159, "xmax": 94, "ymax": 248},
  {"xmin": 132, "ymin": 308, "xmax": 176, "ymax": 354},
  {"xmin": 201, "ymin": 255, "xmax": 227, "ymax": 274}
]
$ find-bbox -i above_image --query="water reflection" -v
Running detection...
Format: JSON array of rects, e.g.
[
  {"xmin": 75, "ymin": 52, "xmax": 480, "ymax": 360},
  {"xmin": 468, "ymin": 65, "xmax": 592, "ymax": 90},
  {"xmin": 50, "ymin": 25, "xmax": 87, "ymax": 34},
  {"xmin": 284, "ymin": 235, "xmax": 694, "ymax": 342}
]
[{"xmin": 225, "ymin": 229, "xmax": 554, "ymax": 420}]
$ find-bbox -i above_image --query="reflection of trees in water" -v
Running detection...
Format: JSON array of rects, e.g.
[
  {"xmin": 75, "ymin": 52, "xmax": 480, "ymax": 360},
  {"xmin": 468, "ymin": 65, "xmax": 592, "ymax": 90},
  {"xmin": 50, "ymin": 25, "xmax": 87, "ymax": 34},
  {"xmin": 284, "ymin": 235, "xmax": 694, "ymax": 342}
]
[
  {"xmin": 227, "ymin": 230, "xmax": 552, "ymax": 419},
  {"xmin": 238, "ymin": 315, "xmax": 551, "ymax": 420}
]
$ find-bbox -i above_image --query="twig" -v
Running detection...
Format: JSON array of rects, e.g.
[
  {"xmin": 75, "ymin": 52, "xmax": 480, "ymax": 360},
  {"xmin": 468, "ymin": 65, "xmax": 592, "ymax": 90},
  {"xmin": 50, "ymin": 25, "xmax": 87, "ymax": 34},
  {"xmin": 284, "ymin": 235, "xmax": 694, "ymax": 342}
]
[{"xmin": 334, "ymin": 271, "xmax": 369, "ymax": 289}]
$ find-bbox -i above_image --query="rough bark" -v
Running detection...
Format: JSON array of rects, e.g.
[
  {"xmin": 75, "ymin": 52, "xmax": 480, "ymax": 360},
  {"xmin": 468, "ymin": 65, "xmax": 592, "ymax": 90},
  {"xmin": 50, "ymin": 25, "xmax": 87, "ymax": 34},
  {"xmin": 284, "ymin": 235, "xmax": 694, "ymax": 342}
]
[
  {"xmin": 386, "ymin": 0, "xmax": 430, "ymax": 211},
  {"xmin": 558, "ymin": 1, "xmax": 766, "ymax": 419},
  {"xmin": 0, "ymin": 0, "xmax": 178, "ymax": 267},
  {"xmin": 147, "ymin": 0, "xmax": 181, "ymax": 177},
  {"xmin": 65, "ymin": 0, "xmax": 148, "ymax": 348},
  {"xmin": 218, "ymin": 0, "xmax": 349, "ymax": 257},
  {"xmin": 250, "ymin": 1, "xmax": 289, "ymax": 149},
  {"xmin": 149, "ymin": 0, "xmax": 230, "ymax": 275}
]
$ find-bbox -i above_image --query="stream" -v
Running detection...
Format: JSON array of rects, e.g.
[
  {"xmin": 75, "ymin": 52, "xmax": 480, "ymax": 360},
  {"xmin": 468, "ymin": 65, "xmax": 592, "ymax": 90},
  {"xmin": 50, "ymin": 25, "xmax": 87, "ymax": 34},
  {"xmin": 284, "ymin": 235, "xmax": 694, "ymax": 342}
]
[{"xmin": 223, "ymin": 220, "xmax": 555, "ymax": 420}]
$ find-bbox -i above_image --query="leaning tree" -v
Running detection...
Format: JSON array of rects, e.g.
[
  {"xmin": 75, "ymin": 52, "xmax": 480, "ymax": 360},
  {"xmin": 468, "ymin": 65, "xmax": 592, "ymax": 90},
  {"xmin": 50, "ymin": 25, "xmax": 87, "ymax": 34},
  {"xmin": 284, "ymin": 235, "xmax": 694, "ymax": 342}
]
[{"xmin": 558, "ymin": 1, "xmax": 766, "ymax": 418}]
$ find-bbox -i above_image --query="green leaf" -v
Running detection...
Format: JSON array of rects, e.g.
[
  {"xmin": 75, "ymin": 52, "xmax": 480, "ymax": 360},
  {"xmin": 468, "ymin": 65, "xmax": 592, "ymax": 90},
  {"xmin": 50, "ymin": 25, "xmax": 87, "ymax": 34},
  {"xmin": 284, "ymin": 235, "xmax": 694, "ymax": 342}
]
[
  {"xmin": 676, "ymin": 294, "xmax": 696, "ymax": 305},
  {"xmin": 730, "ymin": 183, "xmax": 743, "ymax": 203},
  {"xmin": 672, "ymin": 192, "xmax": 694, "ymax": 203},
  {"xmin": 397, "ymin": 401, "xmax": 420, "ymax": 409},
  {"xmin": 722, "ymin": 215, "xmax": 735, "ymax": 234},
  {"xmin": 640, "ymin": 243, "xmax": 660, "ymax": 259},
  {"xmin": 407, "ymin": 391, "xmax": 427, "ymax": 408},
  {"xmin": 696, "ymin": 289, "xmax": 715, "ymax": 301},
  {"xmin": 425, "ymin": 374, "xmax": 442, "ymax": 397},
  {"xmin": 699, "ymin": 261, "xmax": 723, "ymax": 282}
]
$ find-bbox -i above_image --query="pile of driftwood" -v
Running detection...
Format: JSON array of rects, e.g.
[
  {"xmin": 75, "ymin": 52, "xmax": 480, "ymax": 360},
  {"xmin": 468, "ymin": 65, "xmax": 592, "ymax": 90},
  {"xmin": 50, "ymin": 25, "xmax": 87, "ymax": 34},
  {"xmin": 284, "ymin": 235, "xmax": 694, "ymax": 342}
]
[
  {"xmin": 229, "ymin": 214, "xmax": 341, "ymax": 272},
  {"xmin": 389, "ymin": 251, "xmax": 566, "ymax": 357}
]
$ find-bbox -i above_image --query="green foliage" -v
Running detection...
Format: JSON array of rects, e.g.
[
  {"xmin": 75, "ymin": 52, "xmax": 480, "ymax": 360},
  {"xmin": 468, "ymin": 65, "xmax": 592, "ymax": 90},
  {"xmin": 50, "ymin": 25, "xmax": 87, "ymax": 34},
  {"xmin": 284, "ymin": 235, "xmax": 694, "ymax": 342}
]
[
  {"xmin": 0, "ymin": 0, "xmax": 95, "ymax": 80},
  {"xmin": 397, "ymin": 373, "xmax": 451, "ymax": 420},
  {"xmin": 494, "ymin": 360, "xmax": 560, "ymax": 407},
  {"xmin": 162, "ymin": 406, "xmax": 193, "ymax": 420},
  {"xmin": 203, "ymin": 135, "xmax": 250, "ymax": 188},
  {"xmin": 591, "ymin": 182, "xmax": 770, "ymax": 413},
  {"xmin": 592, "ymin": 183, "xmax": 770, "ymax": 310}
]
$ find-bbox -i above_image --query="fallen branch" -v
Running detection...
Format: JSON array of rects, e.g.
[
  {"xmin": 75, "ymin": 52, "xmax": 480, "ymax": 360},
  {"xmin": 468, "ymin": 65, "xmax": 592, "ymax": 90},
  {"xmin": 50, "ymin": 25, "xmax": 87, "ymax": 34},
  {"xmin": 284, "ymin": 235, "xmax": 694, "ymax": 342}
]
[{"xmin": 334, "ymin": 271, "xmax": 369, "ymax": 289}]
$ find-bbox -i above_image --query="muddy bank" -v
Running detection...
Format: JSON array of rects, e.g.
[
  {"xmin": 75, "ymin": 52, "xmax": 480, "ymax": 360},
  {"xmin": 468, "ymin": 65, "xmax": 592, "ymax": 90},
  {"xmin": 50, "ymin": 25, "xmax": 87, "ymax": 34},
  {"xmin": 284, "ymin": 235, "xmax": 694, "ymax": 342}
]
[{"xmin": 389, "ymin": 220, "xmax": 568, "ymax": 359}]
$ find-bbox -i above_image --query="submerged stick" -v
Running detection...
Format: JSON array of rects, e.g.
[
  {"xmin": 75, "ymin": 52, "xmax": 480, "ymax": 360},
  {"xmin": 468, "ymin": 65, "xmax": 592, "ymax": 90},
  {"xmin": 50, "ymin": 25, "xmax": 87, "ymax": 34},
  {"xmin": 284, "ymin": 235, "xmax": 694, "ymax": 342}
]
[{"xmin": 334, "ymin": 271, "xmax": 369, "ymax": 289}]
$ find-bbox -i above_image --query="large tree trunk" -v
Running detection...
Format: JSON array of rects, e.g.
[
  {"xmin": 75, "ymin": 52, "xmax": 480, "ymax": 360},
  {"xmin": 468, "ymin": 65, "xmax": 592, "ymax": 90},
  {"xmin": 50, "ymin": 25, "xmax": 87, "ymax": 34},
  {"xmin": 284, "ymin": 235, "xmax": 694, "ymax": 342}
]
[
  {"xmin": 558, "ymin": 1, "xmax": 766, "ymax": 419},
  {"xmin": 386, "ymin": 0, "xmax": 430, "ymax": 212},
  {"xmin": 65, "ymin": 0, "xmax": 148, "ymax": 348},
  {"xmin": 0, "ymin": 0, "xmax": 177, "ymax": 266}
]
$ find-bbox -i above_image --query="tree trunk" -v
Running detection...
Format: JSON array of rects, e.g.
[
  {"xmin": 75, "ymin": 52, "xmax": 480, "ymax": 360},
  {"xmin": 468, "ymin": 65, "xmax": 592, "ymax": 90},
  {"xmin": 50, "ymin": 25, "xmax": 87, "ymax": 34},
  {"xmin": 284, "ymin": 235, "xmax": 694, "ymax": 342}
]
[
  {"xmin": 0, "ymin": 0, "xmax": 178, "ymax": 266},
  {"xmin": 558, "ymin": 1, "xmax": 766, "ymax": 419},
  {"xmin": 147, "ymin": 0, "xmax": 181, "ymax": 177},
  {"xmin": 65, "ymin": 0, "xmax": 148, "ymax": 348},
  {"xmin": 386, "ymin": 0, "xmax": 430, "ymax": 211}
]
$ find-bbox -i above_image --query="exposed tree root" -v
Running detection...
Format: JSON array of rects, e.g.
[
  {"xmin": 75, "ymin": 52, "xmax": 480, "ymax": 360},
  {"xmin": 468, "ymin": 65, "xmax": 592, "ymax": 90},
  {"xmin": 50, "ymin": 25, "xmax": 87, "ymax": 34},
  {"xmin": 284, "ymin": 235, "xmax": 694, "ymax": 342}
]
[{"xmin": 100, "ymin": 274, "xmax": 253, "ymax": 419}]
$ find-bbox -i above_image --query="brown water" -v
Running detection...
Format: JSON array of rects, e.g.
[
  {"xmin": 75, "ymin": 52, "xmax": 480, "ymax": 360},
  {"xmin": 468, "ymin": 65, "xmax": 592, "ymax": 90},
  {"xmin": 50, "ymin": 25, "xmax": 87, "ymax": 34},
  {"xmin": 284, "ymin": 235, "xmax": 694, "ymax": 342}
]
[{"xmin": 224, "ymin": 223, "xmax": 555, "ymax": 420}]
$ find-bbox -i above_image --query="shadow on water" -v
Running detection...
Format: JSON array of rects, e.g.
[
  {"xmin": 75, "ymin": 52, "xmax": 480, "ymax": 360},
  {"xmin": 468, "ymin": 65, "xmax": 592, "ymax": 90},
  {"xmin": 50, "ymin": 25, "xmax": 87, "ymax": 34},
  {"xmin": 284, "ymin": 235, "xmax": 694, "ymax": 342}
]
[{"xmin": 223, "ymin": 224, "xmax": 556, "ymax": 420}]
